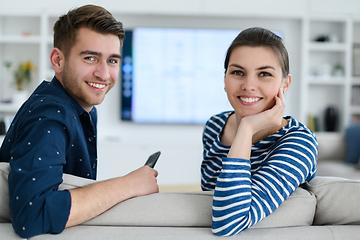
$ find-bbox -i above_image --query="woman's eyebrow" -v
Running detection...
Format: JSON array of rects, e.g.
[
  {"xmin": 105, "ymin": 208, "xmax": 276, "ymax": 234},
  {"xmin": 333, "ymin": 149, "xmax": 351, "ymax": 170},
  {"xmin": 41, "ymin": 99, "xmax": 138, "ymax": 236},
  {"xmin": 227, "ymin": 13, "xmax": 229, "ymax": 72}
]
[
  {"xmin": 257, "ymin": 65, "xmax": 276, "ymax": 70},
  {"xmin": 229, "ymin": 63, "xmax": 244, "ymax": 69}
]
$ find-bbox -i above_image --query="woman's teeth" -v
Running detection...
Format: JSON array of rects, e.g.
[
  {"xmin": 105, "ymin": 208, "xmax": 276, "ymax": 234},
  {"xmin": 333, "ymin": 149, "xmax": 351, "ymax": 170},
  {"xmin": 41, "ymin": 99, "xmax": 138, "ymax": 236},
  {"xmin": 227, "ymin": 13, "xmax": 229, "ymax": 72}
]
[
  {"xmin": 240, "ymin": 97, "xmax": 261, "ymax": 103},
  {"xmin": 87, "ymin": 82, "xmax": 105, "ymax": 89}
]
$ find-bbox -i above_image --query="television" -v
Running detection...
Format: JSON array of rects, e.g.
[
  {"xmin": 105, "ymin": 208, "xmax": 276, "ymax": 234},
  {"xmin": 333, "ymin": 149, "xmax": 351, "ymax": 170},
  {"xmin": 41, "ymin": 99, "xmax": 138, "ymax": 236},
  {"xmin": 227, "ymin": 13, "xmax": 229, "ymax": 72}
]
[{"xmin": 120, "ymin": 27, "xmax": 281, "ymax": 124}]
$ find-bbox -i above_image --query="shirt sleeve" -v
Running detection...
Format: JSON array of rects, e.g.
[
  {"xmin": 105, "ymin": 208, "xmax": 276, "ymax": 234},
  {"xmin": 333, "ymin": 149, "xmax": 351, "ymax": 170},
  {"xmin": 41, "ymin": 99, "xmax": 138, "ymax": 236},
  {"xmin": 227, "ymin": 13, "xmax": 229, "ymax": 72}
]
[
  {"xmin": 210, "ymin": 130, "xmax": 317, "ymax": 236},
  {"xmin": 201, "ymin": 117, "xmax": 229, "ymax": 191},
  {"xmin": 8, "ymin": 100, "xmax": 74, "ymax": 238}
]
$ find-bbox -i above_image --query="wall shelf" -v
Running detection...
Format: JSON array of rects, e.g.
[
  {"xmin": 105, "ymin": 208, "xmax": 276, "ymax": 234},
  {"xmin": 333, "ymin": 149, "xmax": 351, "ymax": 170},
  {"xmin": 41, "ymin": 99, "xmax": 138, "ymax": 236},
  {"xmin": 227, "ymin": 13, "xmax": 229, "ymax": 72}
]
[{"xmin": 309, "ymin": 42, "xmax": 347, "ymax": 51}]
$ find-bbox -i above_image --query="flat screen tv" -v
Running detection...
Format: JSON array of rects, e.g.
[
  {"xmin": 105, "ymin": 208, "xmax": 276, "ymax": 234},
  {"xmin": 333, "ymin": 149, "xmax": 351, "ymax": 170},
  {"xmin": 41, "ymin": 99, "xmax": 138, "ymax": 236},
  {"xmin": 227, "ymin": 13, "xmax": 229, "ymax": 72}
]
[{"xmin": 121, "ymin": 27, "xmax": 281, "ymax": 124}]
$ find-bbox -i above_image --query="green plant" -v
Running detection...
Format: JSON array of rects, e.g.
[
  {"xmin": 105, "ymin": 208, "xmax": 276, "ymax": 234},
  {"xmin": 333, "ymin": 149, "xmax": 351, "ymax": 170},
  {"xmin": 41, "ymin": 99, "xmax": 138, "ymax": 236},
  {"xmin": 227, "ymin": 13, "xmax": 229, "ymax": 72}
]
[{"xmin": 14, "ymin": 60, "xmax": 35, "ymax": 91}]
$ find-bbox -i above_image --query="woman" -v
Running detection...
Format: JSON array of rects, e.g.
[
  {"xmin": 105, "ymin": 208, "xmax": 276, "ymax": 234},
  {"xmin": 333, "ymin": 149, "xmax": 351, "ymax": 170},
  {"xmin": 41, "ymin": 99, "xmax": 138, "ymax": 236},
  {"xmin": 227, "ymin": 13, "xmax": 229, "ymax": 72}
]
[{"xmin": 201, "ymin": 27, "xmax": 317, "ymax": 236}]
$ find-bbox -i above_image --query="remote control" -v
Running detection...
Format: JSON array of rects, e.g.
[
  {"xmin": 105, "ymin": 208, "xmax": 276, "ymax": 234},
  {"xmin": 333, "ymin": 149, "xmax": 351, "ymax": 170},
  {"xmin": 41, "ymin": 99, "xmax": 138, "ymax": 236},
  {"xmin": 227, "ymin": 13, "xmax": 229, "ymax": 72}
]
[{"xmin": 144, "ymin": 151, "xmax": 161, "ymax": 168}]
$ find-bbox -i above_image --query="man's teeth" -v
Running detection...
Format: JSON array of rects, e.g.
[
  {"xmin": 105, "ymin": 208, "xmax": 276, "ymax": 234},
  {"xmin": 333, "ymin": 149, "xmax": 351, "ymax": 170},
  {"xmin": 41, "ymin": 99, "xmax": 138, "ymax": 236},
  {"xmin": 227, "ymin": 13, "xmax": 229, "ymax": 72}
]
[
  {"xmin": 88, "ymin": 82, "xmax": 105, "ymax": 89},
  {"xmin": 240, "ymin": 97, "xmax": 261, "ymax": 103}
]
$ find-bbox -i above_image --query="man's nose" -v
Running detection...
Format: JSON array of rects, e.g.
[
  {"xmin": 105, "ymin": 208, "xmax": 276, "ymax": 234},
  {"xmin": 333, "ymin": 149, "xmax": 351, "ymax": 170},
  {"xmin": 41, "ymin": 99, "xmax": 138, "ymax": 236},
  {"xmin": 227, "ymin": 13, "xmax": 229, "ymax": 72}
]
[{"xmin": 94, "ymin": 61, "xmax": 110, "ymax": 80}]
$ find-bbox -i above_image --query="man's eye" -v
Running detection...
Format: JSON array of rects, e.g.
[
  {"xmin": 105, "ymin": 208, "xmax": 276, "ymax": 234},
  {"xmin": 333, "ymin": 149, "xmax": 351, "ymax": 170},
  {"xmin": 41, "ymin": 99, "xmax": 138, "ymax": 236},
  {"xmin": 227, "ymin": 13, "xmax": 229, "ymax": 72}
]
[
  {"xmin": 108, "ymin": 59, "xmax": 118, "ymax": 64},
  {"xmin": 84, "ymin": 56, "xmax": 95, "ymax": 61},
  {"xmin": 259, "ymin": 72, "xmax": 272, "ymax": 77}
]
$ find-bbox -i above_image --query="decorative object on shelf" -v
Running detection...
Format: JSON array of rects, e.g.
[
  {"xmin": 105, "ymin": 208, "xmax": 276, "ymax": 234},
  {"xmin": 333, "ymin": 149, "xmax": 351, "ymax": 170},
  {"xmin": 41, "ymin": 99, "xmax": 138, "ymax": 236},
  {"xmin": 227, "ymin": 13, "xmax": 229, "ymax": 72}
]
[
  {"xmin": 314, "ymin": 34, "xmax": 339, "ymax": 43},
  {"xmin": 351, "ymin": 86, "xmax": 360, "ymax": 106},
  {"xmin": 3, "ymin": 61, "xmax": 12, "ymax": 71},
  {"xmin": 332, "ymin": 63, "xmax": 344, "ymax": 76},
  {"xmin": 324, "ymin": 106, "xmax": 338, "ymax": 132},
  {"xmin": 1, "ymin": 60, "xmax": 14, "ymax": 102},
  {"xmin": 308, "ymin": 114, "xmax": 317, "ymax": 132},
  {"xmin": 318, "ymin": 63, "xmax": 332, "ymax": 77},
  {"xmin": 14, "ymin": 60, "xmax": 35, "ymax": 91},
  {"xmin": 353, "ymin": 44, "xmax": 360, "ymax": 76},
  {"xmin": 12, "ymin": 90, "xmax": 29, "ymax": 108}
]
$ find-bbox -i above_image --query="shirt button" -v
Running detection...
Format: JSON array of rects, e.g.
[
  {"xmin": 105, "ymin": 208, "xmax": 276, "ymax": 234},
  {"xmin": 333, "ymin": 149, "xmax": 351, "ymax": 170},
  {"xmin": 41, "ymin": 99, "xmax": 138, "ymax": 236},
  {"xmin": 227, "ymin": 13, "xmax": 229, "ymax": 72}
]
[{"xmin": 92, "ymin": 163, "xmax": 96, "ymax": 169}]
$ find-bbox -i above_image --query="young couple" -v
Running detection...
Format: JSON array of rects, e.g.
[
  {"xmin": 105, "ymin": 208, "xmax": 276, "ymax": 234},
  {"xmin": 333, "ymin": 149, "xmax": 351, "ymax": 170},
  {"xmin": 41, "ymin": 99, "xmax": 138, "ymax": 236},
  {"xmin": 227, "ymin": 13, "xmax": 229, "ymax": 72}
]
[{"xmin": 0, "ymin": 4, "xmax": 317, "ymax": 238}]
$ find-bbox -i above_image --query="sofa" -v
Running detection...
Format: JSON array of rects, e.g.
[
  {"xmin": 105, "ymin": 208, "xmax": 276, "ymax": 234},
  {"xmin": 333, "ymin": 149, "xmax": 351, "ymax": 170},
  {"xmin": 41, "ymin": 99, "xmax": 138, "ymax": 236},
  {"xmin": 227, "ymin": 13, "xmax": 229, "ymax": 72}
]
[
  {"xmin": 315, "ymin": 132, "xmax": 360, "ymax": 180},
  {"xmin": 1, "ymin": 132, "xmax": 360, "ymax": 240}
]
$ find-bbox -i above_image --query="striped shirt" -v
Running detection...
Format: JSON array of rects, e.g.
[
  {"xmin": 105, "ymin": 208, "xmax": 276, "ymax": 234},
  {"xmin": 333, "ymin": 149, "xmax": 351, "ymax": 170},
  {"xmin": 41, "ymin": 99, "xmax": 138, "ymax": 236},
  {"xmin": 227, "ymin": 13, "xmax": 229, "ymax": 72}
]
[{"xmin": 201, "ymin": 111, "xmax": 318, "ymax": 236}]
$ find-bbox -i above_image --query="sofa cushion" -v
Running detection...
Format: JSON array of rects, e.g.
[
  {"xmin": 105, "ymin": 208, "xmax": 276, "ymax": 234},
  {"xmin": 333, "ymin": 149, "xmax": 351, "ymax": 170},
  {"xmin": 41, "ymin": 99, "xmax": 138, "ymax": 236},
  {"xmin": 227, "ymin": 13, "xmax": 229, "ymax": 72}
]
[
  {"xmin": 345, "ymin": 124, "xmax": 360, "ymax": 164},
  {"xmin": 305, "ymin": 176, "xmax": 360, "ymax": 225},
  {"xmin": 252, "ymin": 187, "xmax": 316, "ymax": 229},
  {"xmin": 83, "ymin": 187, "xmax": 316, "ymax": 229},
  {"xmin": 0, "ymin": 162, "xmax": 11, "ymax": 223}
]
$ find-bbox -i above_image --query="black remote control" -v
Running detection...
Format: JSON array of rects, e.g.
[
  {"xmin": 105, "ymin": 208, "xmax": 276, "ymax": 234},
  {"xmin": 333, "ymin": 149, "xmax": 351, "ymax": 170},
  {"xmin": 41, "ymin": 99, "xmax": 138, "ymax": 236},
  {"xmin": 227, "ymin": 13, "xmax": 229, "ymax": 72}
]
[{"xmin": 144, "ymin": 151, "xmax": 161, "ymax": 168}]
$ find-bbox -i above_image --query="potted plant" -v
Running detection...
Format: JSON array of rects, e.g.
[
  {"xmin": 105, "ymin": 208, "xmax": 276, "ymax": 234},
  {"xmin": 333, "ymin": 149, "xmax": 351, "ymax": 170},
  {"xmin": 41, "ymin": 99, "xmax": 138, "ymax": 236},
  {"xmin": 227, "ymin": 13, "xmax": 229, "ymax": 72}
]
[
  {"xmin": 14, "ymin": 60, "xmax": 35, "ymax": 91},
  {"xmin": 12, "ymin": 60, "xmax": 35, "ymax": 107}
]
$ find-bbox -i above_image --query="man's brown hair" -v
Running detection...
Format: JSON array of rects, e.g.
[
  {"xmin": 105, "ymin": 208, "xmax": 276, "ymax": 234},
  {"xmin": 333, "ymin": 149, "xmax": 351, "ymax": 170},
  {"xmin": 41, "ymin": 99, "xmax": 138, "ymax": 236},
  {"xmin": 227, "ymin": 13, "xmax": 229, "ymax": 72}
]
[{"xmin": 53, "ymin": 4, "xmax": 125, "ymax": 58}]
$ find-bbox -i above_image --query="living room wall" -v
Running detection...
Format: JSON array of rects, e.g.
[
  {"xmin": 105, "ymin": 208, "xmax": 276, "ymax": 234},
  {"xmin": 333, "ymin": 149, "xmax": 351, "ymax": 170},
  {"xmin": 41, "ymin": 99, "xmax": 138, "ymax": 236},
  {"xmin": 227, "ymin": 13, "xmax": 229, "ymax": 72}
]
[{"xmin": 1, "ymin": 0, "xmax": 359, "ymax": 188}]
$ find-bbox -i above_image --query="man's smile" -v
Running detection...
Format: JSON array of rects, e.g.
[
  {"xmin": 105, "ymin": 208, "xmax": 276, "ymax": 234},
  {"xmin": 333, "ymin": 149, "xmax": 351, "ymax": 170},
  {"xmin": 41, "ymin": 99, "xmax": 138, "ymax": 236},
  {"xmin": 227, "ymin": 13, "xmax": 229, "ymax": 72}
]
[{"xmin": 86, "ymin": 81, "xmax": 106, "ymax": 89}]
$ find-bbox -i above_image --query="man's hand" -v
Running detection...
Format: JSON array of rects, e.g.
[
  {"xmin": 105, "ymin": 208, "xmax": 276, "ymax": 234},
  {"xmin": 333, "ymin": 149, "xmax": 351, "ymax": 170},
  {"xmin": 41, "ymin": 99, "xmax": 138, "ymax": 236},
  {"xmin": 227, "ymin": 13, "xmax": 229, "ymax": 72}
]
[
  {"xmin": 65, "ymin": 166, "xmax": 159, "ymax": 228},
  {"xmin": 122, "ymin": 166, "xmax": 159, "ymax": 199}
]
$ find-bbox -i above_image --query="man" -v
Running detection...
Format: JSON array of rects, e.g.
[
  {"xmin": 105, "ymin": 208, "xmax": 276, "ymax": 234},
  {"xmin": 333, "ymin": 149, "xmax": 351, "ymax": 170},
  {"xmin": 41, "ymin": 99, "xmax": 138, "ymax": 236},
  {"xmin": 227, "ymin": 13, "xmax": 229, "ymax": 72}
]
[{"xmin": 0, "ymin": 5, "xmax": 159, "ymax": 238}]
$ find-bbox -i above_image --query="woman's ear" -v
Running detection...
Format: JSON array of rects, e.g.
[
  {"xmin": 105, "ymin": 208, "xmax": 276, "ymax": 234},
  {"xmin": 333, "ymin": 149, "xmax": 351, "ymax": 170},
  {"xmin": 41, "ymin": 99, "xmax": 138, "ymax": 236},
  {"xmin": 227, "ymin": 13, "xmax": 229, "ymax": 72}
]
[
  {"xmin": 282, "ymin": 74, "xmax": 292, "ymax": 94},
  {"xmin": 50, "ymin": 48, "xmax": 64, "ymax": 74}
]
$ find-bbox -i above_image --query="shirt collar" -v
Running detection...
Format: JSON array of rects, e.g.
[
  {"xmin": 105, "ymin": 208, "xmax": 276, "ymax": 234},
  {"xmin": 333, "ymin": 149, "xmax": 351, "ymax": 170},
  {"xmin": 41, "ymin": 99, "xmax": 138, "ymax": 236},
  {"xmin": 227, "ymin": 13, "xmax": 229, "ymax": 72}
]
[{"xmin": 51, "ymin": 76, "xmax": 95, "ymax": 117}]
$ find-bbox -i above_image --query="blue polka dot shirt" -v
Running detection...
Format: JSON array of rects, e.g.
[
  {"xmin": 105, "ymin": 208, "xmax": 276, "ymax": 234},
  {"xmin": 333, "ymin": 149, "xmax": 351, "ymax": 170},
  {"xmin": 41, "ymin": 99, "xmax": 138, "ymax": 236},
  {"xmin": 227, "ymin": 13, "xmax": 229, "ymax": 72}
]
[{"xmin": 0, "ymin": 77, "xmax": 98, "ymax": 238}]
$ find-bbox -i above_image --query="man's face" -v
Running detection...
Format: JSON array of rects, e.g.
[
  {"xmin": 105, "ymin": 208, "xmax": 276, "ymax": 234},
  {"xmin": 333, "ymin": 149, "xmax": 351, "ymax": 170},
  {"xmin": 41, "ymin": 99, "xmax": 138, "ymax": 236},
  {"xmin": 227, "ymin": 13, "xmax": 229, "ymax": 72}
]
[{"xmin": 58, "ymin": 28, "xmax": 121, "ymax": 112}]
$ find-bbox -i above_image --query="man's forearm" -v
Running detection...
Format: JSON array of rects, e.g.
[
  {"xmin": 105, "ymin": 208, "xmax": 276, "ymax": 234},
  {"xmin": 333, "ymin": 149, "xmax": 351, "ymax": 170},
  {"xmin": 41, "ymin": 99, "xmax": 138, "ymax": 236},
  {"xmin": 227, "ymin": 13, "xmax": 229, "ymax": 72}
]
[{"xmin": 65, "ymin": 166, "xmax": 158, "ymax": 228}]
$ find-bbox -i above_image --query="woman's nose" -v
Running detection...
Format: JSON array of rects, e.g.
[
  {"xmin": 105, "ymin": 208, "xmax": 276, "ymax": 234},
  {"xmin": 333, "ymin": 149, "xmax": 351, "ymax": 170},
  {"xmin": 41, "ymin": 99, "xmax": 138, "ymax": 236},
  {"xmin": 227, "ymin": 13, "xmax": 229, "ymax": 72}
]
[{"xmin": 241, "ymin": 76, "xmax": 256, "ymax": 91}]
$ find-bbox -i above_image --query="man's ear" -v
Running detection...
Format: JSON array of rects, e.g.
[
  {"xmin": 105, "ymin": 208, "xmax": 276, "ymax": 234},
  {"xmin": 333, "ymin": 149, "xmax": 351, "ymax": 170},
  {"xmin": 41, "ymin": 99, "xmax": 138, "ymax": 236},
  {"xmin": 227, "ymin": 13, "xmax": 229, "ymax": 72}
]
[{"xmin": 50, "ymin": 48, "xmax": 64, "ymax": 74}]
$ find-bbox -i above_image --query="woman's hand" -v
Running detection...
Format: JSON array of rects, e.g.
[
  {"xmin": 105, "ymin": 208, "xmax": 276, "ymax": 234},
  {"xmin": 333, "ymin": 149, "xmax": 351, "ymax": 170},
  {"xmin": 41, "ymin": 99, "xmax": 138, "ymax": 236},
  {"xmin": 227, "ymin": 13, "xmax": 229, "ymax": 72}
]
[
  {"xmin": 242, "ymin": 88, "xmax": 286, "ymax": 136},
  {"xmin": 228, "ymin": 88, "xmax": 286, "ymax": 159}
]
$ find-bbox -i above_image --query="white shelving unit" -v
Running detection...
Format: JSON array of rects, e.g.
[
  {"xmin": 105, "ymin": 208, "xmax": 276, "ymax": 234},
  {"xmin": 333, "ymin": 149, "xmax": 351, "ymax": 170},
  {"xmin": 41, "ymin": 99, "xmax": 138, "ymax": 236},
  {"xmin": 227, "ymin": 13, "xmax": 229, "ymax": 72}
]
[
  {"xmin": 300, "ymin": 15, "xmax": 356, "ymax": 132},
  {"xmin": 0, "ymin": 10, "xmax": 57, "ymax": 134}
]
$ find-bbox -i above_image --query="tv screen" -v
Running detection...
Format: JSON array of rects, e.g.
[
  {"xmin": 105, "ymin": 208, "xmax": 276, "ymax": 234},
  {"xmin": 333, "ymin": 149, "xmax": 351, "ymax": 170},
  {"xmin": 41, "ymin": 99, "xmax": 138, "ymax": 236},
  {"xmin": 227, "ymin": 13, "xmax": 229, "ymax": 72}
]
[{"xmin": 121, "ymin": 28, "xmax": 281, "ymax": 124}]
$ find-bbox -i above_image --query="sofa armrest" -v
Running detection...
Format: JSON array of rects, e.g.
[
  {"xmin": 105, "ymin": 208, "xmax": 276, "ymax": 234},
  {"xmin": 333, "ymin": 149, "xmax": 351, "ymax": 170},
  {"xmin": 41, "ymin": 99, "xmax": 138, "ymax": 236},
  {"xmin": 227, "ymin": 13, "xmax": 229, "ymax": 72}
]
[{"xmin": 305, "ymin": 176, "xmax": 360, "ymax": 225}]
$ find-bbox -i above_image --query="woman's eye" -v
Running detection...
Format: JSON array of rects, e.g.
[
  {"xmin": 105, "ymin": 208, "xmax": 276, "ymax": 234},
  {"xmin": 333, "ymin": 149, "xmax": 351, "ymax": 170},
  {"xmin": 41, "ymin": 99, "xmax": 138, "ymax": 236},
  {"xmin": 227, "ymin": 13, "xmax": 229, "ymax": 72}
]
[
  {"xmin": 259, "ymin": 72, "xmax": 272, "ymax": 77},
  {"xmin": 231, "ymin": 70, "xmax": 244, "ymax": 76}
]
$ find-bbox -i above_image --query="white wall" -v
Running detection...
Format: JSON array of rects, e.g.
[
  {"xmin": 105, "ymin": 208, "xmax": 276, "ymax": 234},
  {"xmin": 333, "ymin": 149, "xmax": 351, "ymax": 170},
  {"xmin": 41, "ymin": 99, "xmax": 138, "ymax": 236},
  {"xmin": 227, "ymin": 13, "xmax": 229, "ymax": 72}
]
[{"xmin": 1, "ymin": 0, "xmax": 359, "ymax": 186}]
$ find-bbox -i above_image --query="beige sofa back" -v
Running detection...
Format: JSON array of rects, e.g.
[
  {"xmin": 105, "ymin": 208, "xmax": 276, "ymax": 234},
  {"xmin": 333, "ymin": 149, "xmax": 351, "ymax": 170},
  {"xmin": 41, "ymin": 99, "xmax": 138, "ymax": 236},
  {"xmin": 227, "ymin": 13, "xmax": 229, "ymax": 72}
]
[{"xmin": 315, "ymin": 132, "xmax": 345, "ymax": 162}]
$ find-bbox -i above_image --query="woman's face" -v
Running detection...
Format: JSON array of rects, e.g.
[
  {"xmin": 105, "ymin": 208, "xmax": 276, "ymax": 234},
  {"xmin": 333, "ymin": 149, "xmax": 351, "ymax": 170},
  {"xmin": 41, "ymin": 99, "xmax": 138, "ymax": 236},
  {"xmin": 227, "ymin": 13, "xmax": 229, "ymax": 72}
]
[{"xmin": 224, "ymin": 46, "xmax": 290, "ymax": 118}]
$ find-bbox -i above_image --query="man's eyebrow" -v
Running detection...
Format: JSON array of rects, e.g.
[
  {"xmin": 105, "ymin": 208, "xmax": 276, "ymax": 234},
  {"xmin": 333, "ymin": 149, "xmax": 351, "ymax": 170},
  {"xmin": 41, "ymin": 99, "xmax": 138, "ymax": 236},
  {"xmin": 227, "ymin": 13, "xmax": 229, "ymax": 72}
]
[
  {"xmin": 110, "ymin": 53, "xmax": 122, "ymax": 59},
  {"xmin": 80, "ymin": 51, "xmax": 122, "ymax": 59},
  {"xmin": 80, "ymin": 50, "xmax": 101, "ymax": 56}
]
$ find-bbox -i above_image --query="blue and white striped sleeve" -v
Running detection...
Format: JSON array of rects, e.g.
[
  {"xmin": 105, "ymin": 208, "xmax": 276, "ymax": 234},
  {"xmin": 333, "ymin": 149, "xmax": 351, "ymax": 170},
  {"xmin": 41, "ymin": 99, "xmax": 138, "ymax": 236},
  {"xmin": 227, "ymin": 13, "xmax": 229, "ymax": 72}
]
[
  {"xmin": 201, "ymin": 115, "xmax": 229, "ymax": 191},
  {"xmin": 211, "ymin": 130, "xmax": 317, "ymax": 236}
]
